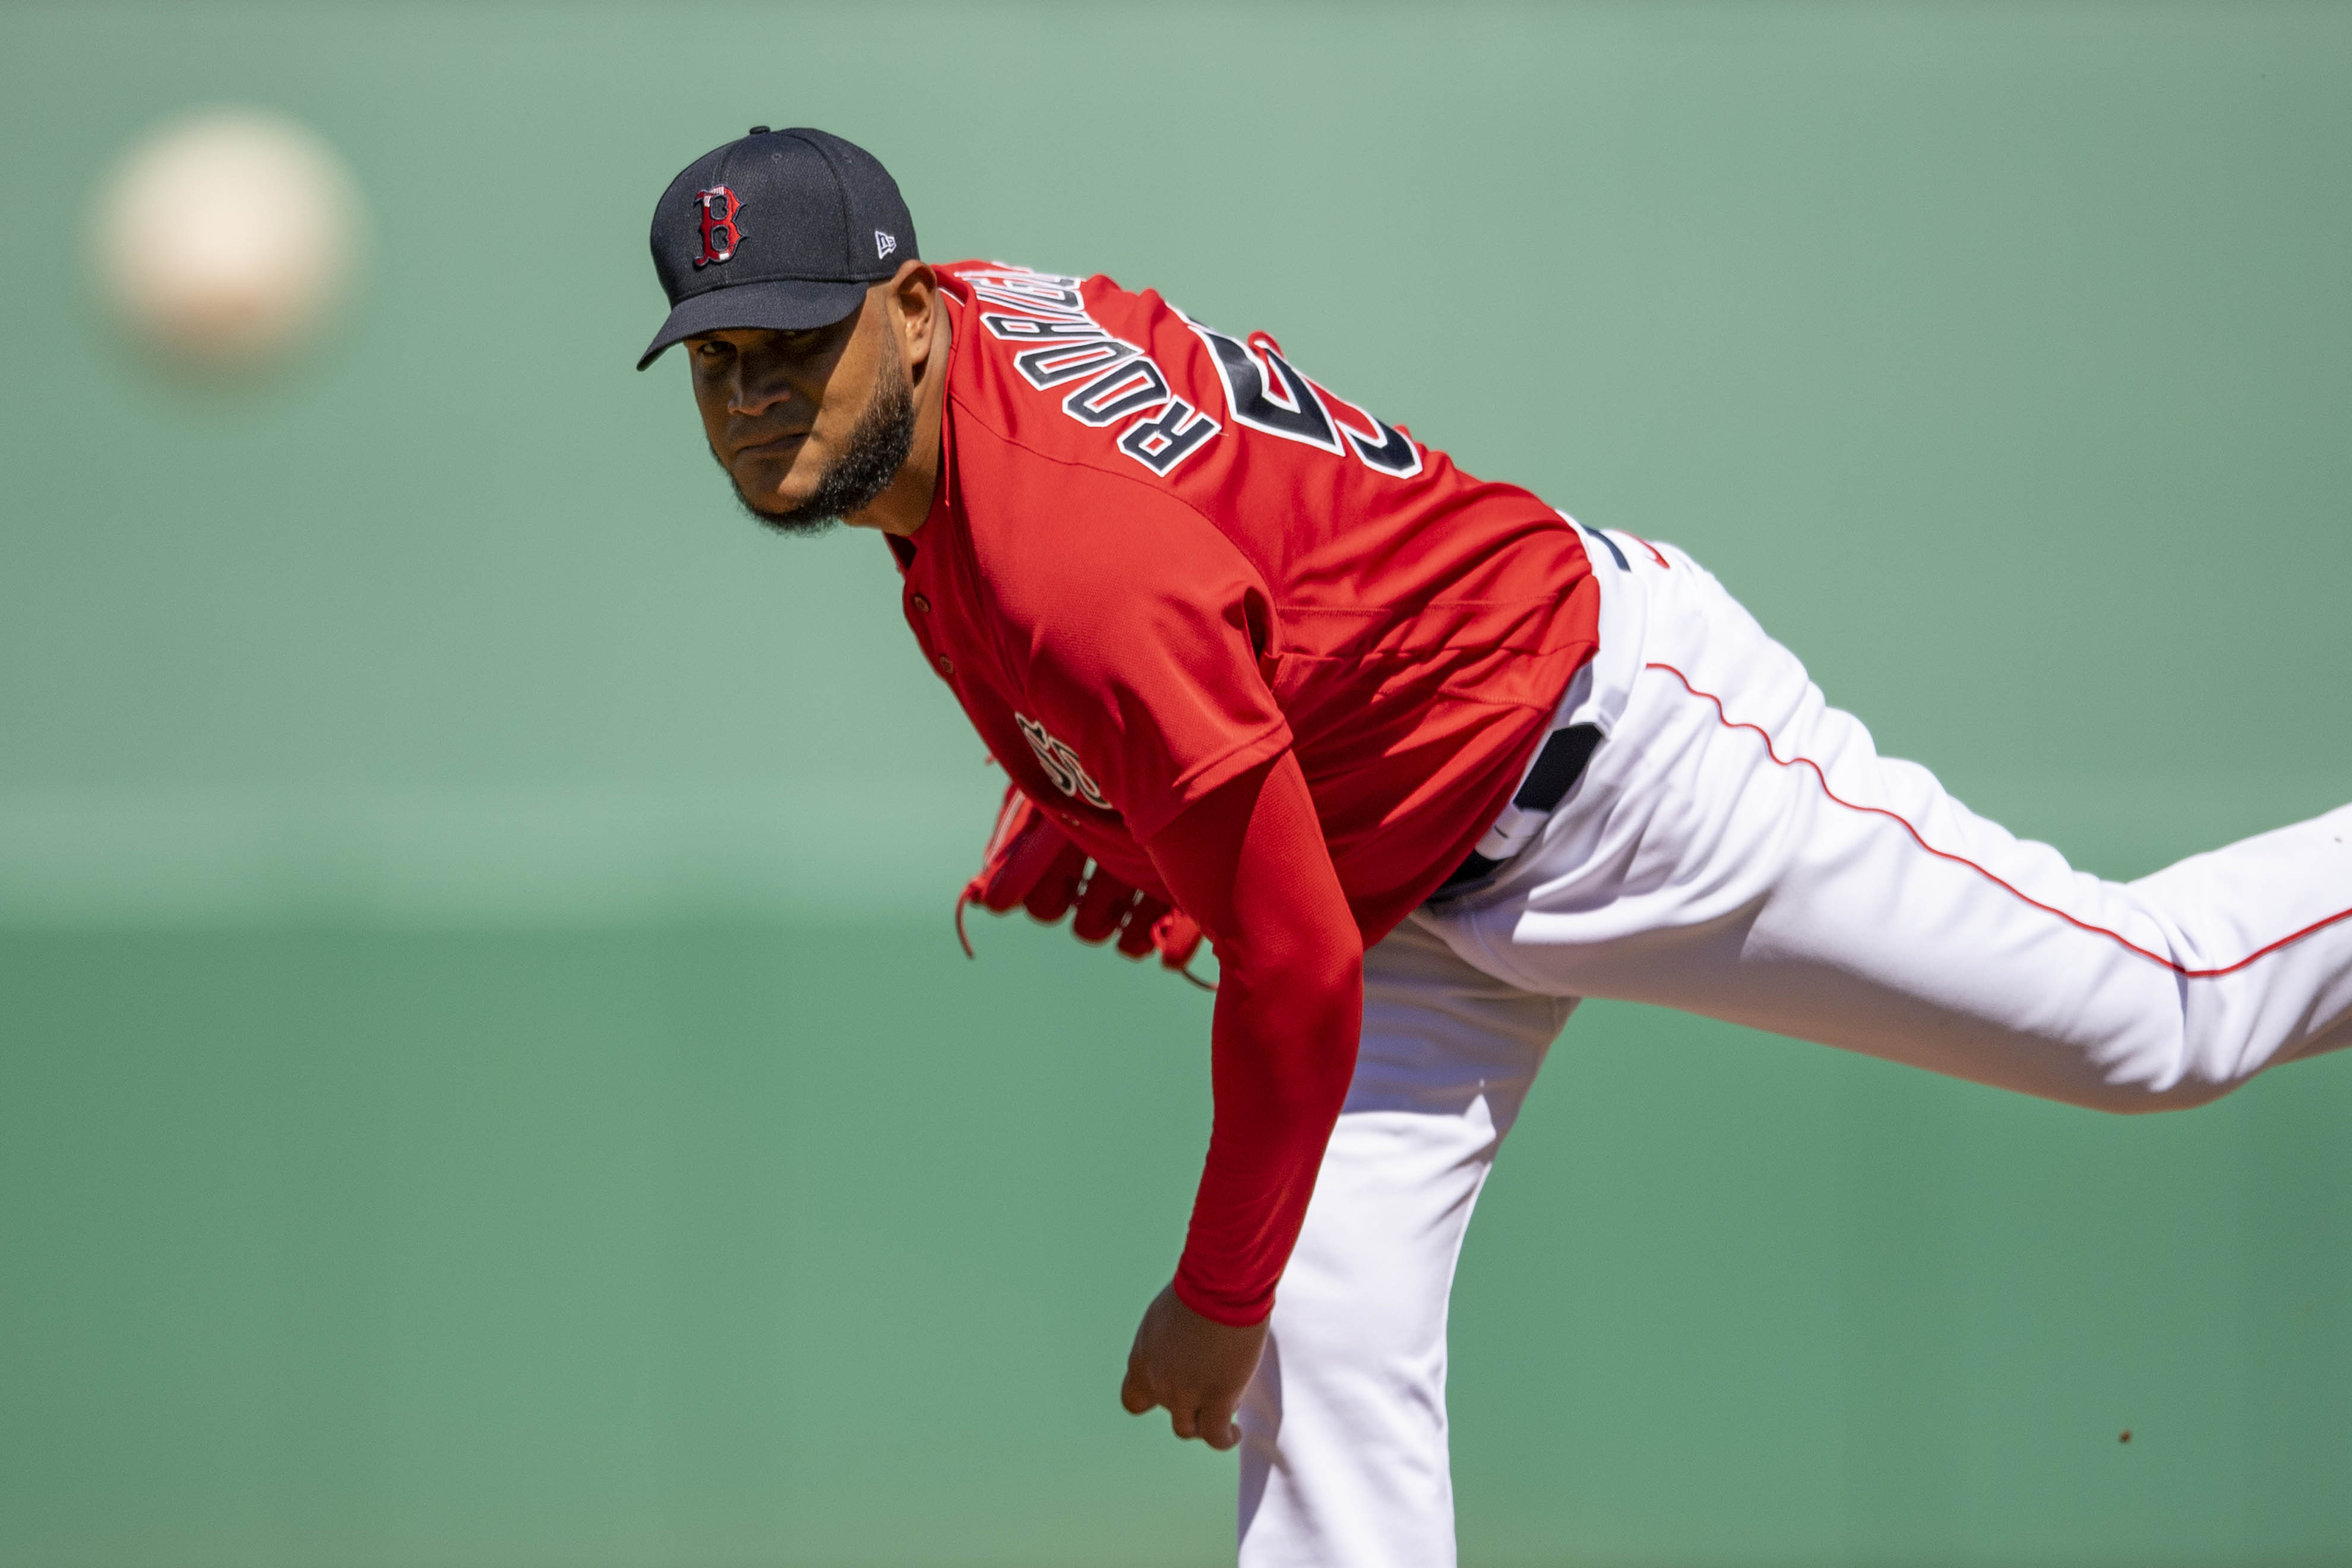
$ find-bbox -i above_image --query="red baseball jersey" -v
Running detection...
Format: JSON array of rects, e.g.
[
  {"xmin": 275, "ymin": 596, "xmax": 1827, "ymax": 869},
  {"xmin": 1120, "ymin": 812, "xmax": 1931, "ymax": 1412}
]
[{"xmin": 894, "ymin": 261, "xmax": 1600, "ymax": 940}]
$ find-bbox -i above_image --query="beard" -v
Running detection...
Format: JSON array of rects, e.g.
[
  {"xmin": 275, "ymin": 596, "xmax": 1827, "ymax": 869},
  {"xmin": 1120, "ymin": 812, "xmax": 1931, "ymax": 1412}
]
[{"xmin": 722, "ymin": 353, "xmax": 917, "ymax": 538}]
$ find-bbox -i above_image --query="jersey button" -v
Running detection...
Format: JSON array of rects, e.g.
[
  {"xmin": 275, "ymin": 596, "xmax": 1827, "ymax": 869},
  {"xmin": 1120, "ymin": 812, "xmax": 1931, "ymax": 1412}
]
[
  {"xmin": 935, "ymin": 655, "xmax": 954, "ymax": 676},
  {"xmin": 911, "ymin": 593, "xmax": 931, "ymax": 614}
]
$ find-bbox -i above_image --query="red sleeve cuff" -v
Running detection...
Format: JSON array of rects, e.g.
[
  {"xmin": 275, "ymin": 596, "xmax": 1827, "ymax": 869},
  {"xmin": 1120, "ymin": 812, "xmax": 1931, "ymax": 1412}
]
[{"xmin": 1171, "ymin": 1266, "xmax": 1275, "ymax": 1328}]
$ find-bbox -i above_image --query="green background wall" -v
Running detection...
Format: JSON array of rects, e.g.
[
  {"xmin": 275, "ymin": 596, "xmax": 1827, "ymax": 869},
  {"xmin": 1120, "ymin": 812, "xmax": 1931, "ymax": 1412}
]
[{"xmin": 3, "ymin": 4, "xmax": 2349, "ymax": 1563}]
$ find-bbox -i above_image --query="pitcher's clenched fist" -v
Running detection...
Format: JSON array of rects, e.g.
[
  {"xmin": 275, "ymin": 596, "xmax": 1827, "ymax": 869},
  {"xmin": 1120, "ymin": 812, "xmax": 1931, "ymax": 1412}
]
[{"xmin": 1121, "ymin": 1285, "xmax": 1268, "ymax": 1450}]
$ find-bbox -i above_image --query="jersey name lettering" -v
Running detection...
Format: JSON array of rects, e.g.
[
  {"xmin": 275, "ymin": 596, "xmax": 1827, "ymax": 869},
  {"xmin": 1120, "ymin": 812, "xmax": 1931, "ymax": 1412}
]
[{"xmin": 966, "ymin": 265, "xmax": 1221, "ymax": 478}]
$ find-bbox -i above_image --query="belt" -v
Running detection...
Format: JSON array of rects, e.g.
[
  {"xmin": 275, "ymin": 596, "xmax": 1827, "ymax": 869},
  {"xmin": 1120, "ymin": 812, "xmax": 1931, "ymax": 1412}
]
[{"xmin": 1428, "ymin": 720, "xmax": 1602, "ymax": 899}]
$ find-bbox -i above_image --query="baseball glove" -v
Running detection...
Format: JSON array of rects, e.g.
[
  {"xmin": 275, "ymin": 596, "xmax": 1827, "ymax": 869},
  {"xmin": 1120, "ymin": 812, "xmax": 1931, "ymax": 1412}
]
[{"xmin": 957, "ymin": 784, "xmax": 1212, "ymax": 988}]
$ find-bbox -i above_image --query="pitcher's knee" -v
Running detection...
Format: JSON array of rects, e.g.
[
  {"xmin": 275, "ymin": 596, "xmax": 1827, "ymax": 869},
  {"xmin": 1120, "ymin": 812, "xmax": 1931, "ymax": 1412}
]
[
  {"xmin": 2083, "ymin": 1074, "xmax": 2240, "ymax": 1115},
  {"xmin": 2054, "ymin": 1009, "xmax": 2277, "ymax": 1114}
]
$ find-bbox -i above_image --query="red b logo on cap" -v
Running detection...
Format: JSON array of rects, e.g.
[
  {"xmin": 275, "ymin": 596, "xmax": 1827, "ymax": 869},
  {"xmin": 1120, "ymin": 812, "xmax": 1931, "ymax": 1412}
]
[{"xmin": 694, "ymin": 186, "xmax": 744, "ymax": 268}]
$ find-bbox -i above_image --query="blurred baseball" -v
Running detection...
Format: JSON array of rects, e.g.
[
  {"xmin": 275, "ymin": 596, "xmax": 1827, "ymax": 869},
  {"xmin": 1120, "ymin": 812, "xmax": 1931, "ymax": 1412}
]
[{"xmin": 93, "ymin": 110, "xmax": 362, "ymax": 368}]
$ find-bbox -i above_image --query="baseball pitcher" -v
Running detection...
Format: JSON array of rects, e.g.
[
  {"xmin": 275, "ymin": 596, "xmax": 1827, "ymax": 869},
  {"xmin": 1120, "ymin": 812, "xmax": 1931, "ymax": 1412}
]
[{"xmin": 637, "ymin": 128, "xmax": 2352, "ymax": 1566}]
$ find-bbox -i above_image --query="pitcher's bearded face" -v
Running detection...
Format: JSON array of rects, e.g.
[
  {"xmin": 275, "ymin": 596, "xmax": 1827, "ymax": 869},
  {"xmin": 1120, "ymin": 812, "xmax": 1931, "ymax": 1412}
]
[{"xmin": 687, "ymin": 296, "xmax": 916, "ymax": 536}]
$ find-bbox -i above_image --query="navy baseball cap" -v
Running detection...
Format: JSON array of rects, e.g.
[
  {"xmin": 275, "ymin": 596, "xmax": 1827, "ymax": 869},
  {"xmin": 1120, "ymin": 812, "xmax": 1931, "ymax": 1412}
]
[{"xmin": 637, "ymin": 126, "xmax": 918, "ymax": 370}]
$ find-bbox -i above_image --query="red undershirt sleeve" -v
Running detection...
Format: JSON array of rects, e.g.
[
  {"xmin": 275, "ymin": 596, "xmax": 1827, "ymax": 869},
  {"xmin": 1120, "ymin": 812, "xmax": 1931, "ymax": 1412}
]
[{"xmin": 1142, "ymin": 749, "xmax": 1365, "ymax": 1326}]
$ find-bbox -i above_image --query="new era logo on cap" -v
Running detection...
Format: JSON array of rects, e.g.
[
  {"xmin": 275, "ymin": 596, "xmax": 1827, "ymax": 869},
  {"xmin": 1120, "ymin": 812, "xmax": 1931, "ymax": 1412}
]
[{"xmin": 875, "ymin": 229, "xmax": 897, "ymax": 261}]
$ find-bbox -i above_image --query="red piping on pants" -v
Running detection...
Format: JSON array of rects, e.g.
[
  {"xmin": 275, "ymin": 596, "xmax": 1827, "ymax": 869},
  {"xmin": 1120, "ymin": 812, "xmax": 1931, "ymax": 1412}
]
[
  {"xmin": 1646, "ymin": 661, "xmax": 2352, "ymax": 980},
  {"xmin": 1623, "ymin": 532, "xmax": 1671, "ymax": 569}
]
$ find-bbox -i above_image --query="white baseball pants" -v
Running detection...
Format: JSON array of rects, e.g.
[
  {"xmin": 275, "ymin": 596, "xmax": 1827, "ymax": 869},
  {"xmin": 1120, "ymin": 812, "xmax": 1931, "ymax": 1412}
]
[{"xmin": 1235, "ymin": 530, "xmax": 2352, "ymax": 1567}]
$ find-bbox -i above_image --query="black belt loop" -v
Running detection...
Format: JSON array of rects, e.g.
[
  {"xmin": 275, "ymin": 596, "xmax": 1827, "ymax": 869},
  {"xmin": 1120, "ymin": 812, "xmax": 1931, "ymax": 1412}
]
[{"xmin": 1513, "ymin": 723, "xmax": 1602, "ymax": 814}]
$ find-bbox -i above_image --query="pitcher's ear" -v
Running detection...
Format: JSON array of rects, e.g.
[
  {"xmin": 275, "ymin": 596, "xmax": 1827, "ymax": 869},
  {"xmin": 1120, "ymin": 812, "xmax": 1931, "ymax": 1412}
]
[{"xmin": 887, "ymin": 260, "xmax": 941, "ymax": 358}]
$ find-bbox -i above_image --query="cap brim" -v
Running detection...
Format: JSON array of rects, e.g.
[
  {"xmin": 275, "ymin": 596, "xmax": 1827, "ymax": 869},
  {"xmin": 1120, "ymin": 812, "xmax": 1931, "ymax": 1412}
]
[{"xmin": 634, "ymin": 277, "xmax": 873, "ymax": 370}]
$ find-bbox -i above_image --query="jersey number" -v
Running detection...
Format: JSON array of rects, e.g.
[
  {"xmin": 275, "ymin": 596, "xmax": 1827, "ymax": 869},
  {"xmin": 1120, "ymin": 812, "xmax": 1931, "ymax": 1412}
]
[{"xmin": 1184, "ymin": 320, "xmax": 1422, "ymax": 478}]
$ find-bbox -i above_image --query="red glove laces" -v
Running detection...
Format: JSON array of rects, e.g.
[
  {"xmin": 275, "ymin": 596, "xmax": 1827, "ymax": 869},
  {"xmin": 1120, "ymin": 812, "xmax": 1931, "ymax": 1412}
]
[{"xmin": 958, "ymin": 785, "xmax": 1209, "ymax": 983}]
